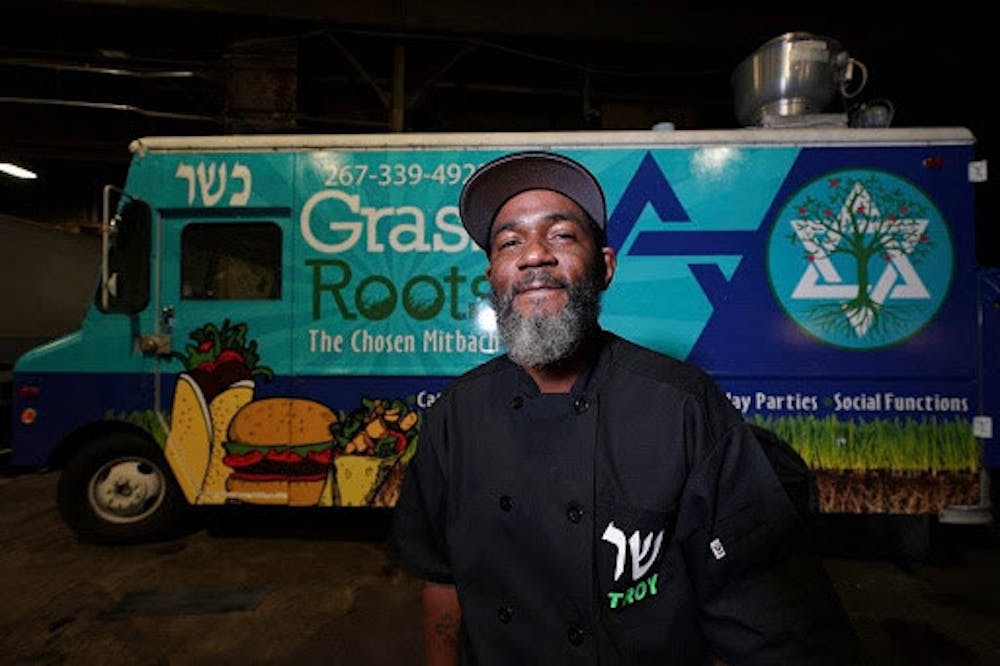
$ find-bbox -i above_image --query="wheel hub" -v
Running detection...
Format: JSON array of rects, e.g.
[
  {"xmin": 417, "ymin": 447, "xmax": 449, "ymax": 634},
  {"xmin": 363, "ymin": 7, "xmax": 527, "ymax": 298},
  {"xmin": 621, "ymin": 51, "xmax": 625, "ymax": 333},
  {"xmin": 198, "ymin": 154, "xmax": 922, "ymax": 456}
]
[{"xmin": 90, "ymin": 458, "xmax": 165, "ymax": 523}]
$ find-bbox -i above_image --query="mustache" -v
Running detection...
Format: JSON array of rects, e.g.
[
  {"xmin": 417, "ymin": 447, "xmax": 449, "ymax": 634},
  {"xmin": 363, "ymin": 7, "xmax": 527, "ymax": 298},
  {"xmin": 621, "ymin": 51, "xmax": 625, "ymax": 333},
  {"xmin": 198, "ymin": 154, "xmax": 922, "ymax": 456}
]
[{"xmin": 512, "ymin": 269, "xmax": 569, "ymax": 293}]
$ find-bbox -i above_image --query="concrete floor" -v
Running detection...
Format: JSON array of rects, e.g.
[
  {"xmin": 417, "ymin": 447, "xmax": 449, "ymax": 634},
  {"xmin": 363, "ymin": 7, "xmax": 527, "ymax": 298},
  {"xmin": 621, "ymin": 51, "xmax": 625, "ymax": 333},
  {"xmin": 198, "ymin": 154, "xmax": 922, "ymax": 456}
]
[{"xmin": 1, "ymin": 468, "xmax": 999, "ymax": 665}]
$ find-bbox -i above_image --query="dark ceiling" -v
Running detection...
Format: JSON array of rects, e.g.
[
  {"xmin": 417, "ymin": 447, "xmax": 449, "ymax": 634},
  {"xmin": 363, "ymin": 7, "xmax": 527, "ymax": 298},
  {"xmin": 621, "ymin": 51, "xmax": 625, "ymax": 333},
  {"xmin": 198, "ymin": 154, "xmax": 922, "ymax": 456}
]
[{"xmin": 1, "ymin": 0, "xmax": 995, "ymax": 230}]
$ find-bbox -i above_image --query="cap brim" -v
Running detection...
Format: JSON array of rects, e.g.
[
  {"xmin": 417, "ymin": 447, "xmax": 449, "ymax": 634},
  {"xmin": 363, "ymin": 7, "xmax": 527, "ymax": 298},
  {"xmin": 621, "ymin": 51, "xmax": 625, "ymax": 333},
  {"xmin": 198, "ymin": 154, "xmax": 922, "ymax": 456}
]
[{"xmin": 459, "ymin": 151, "xmax": 606, "ymax": 251}]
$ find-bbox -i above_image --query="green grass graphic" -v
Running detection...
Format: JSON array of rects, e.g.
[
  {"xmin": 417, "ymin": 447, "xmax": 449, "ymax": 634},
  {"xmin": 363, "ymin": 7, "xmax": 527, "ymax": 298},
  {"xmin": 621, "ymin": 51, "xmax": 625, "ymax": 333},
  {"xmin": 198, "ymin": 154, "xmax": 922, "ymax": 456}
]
[
  {"xmin": 750, "ymin": 414, "xmax": 980, "ymax": 473},
  {"xmin": 104, "ymin": 409, "xmax": 169, "ymax": 449}
]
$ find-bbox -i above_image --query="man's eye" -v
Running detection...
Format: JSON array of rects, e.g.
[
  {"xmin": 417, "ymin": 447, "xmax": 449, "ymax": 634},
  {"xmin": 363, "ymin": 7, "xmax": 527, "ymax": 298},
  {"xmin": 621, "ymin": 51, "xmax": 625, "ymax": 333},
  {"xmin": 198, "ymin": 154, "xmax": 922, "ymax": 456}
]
[{"xmin": 498, "ymin": 238, "xmax": 519, "ymax": 249}]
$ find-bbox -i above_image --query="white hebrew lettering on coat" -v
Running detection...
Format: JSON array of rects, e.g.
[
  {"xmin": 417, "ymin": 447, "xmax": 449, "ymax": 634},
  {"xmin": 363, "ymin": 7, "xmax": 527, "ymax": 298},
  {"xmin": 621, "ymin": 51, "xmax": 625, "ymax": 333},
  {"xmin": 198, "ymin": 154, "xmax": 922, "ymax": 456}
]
[{"xmin": 601, "ymin": 520, "xmax": 665, "ymax": 582}]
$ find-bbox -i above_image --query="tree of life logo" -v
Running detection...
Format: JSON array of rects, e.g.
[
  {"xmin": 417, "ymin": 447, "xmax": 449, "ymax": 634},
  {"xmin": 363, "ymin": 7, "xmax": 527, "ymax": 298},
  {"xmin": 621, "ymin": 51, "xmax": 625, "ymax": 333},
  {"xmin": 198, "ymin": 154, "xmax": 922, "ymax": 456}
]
[{"xmin": 767, "ymin": 170, "xmax": 952, "ymax": 349}]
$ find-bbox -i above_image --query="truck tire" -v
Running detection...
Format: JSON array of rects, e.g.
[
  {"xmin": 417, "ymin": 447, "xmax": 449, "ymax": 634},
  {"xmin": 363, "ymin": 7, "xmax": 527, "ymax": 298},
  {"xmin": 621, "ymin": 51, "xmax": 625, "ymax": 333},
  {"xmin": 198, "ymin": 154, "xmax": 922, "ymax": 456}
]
[{"xmin": 57, "ymin": 431, "xmax": 190, "ymax": 544}]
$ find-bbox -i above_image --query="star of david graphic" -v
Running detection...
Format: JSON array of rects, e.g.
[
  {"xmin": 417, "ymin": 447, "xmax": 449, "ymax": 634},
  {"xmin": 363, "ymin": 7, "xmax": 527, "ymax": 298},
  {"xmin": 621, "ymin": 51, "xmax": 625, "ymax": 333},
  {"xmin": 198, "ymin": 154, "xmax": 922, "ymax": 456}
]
[{"xmin": 790, "ymin": 181, "xmax": 930, "ymax": 337}]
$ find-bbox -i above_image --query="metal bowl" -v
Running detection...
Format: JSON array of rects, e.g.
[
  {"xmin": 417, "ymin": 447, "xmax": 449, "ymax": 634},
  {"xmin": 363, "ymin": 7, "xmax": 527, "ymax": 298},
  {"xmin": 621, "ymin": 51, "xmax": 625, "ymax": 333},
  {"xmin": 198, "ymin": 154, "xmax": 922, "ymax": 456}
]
[{"xmin": 732, "ymin": 32, "xmax": 850, "ymax": 127}]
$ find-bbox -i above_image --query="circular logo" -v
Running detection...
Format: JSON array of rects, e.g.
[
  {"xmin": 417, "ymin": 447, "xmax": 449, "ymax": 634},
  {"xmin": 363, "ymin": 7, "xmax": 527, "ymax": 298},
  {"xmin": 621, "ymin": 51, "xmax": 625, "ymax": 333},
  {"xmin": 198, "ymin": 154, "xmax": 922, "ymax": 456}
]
[{"xmin": 767, "ymin": 169, "xmax": 952, "ymax": 349}]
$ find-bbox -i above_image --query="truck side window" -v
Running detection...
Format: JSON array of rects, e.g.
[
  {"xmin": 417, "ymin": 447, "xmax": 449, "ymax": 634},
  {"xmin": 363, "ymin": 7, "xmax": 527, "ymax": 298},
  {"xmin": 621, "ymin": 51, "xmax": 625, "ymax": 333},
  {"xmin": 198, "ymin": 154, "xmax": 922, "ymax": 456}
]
[{"xmin": 181, "ymin": 222, "xmax": 281, "ymax": 300}]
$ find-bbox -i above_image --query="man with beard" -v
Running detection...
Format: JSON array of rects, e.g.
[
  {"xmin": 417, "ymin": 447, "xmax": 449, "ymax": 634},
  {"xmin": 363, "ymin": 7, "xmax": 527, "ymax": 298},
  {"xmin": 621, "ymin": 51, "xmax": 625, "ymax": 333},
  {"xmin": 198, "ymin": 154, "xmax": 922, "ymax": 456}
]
[{"xmin": 389, "ymin": 151, "xmax": 859, "ymax": 665}]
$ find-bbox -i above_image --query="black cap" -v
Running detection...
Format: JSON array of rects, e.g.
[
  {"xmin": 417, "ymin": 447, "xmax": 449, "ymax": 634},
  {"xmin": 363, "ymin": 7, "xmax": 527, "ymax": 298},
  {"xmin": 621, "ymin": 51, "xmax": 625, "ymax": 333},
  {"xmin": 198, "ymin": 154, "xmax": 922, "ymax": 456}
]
[{"xmin": 459, "ymin": 151, "xmax": 607, "ymax": 251}]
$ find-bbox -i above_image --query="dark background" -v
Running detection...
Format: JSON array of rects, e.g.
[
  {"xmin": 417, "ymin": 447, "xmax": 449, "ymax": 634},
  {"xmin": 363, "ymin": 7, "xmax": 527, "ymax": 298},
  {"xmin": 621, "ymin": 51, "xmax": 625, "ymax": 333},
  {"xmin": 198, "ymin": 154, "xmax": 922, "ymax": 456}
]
[{"xmin": 1, "ymin": 0, "xmax": 996, "ymax": 262}]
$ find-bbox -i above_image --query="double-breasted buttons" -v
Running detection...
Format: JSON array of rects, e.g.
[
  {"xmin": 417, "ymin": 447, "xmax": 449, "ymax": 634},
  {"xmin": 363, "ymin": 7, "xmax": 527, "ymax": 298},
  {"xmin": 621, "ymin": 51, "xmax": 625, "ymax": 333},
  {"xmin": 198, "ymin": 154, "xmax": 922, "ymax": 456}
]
[
  {"xmin": 499, "ymin": 495, "xmax": 513, "ymax": 512},
  {"xmin": 566, "ymin": 502, "xmax": 584, "ymax": 523},
  {"xmin": 573, "ymin": 396, "xmax": 589, "ymax": 414},
  {"xmin": 497, "ymin": 605, "xmax": 513, "ymax": 624},
  {"xmin": 510, "ymin": 395, "xmax": 524, "ymax": 409},
  {"xmin": 567, "ymin": 625, "xmax": 585, "ymax": 646}
]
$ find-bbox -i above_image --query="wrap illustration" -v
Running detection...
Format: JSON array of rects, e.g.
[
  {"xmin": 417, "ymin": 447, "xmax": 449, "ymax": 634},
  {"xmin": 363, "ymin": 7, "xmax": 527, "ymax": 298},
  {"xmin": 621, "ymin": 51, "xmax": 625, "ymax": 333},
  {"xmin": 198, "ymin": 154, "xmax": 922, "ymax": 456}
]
[
  {"xmin": 199, "ymin": 381, "xmax": 255, "ymax": 503},
  {"xmin": 331, "ymin": 398, "xmax": 419, "ymax": 506},
  {"xmin": 163, "ymin": 319, "xmax": 272, "ymax": 504},
  {"xmin": 163, "ymin": 373, "xmax": 213, "ymax": 502}
]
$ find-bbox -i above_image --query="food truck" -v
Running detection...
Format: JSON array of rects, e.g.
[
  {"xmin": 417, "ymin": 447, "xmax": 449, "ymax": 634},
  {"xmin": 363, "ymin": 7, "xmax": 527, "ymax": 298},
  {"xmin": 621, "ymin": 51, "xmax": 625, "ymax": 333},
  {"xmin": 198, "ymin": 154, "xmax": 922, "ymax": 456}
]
[{"xmin": 9, "ymin": 128, "xmax": 995, "ymax": 542}]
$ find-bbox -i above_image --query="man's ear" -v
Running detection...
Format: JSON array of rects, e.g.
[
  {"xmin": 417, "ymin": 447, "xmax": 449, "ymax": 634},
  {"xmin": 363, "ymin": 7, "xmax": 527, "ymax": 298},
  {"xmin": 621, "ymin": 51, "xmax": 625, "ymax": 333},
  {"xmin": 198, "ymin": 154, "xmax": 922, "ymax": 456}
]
[{"xmin": 601, "ymin": 246, "xmax": 617, "ymax": 290}]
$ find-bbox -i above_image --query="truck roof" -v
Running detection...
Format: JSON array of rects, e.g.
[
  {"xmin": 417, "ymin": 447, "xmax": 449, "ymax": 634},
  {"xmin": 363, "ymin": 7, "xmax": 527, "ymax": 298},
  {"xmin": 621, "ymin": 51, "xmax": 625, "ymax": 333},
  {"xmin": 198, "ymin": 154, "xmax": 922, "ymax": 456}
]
[{"xmin": 130, "ymin": 127, "xmax": 975, "ymax": 154}]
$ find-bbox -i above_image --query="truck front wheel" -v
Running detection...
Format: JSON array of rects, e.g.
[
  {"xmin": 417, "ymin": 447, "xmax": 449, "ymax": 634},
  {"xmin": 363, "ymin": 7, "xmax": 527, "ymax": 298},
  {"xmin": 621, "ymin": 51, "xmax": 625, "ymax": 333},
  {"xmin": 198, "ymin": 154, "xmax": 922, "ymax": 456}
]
[{"xmin": 58, "ymin": 431, "xmax": 190, "ymax": 544}]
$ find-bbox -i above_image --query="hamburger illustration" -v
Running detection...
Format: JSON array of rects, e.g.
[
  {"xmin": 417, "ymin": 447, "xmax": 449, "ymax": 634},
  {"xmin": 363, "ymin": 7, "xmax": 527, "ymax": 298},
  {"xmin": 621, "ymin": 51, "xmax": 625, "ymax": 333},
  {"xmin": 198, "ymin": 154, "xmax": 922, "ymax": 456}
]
[{"xmin": 223, "ymin": 397, "xmax": 337, "ymax": 506}]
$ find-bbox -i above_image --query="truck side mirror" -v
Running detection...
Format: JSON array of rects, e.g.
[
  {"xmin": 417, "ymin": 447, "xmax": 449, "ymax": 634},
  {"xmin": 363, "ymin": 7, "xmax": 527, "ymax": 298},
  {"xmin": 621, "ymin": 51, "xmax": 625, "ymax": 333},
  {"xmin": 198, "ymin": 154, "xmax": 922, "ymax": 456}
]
[{"xmin": 99, "ymin": 199, "xmax": 151, "ymax": 314}]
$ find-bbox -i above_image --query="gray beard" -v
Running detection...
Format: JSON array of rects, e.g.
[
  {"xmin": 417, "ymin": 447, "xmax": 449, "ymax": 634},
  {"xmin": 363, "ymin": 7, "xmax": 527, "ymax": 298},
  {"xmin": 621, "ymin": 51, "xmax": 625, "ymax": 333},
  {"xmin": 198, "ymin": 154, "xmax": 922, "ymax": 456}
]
[{"xmin": 491, "ymin": 267, "xmax": 602, "ymax": 368}]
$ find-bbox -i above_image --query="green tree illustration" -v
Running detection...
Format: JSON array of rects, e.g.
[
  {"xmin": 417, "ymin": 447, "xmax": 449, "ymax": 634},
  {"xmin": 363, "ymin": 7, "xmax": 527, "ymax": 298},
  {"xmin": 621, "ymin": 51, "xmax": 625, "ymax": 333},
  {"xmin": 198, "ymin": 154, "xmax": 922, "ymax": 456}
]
[{"xmin": 789, "ymin": 175, "xmax": 932, "ymax": 340}]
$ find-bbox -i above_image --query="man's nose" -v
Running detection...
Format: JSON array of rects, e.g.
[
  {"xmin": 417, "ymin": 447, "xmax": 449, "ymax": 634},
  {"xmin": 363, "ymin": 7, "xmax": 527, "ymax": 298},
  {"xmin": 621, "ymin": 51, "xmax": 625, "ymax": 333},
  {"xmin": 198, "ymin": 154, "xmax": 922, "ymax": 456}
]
[{"xmin": 517, "ymin": 235, "xmax": 557, "ymax": 268}]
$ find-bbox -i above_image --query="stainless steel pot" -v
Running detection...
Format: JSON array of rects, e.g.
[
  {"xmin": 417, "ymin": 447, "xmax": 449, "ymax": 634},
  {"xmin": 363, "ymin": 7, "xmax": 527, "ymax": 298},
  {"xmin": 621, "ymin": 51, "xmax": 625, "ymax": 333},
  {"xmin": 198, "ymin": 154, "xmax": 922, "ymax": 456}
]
[{"xmin": 731, "ymin": 32, "xmax": 857, "ymax": 127}]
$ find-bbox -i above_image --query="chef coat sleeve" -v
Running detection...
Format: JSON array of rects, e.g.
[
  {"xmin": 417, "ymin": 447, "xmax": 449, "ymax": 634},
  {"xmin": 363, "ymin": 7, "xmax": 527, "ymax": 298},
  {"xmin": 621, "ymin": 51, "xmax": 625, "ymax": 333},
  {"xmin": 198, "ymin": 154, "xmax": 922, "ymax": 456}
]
[
  {"xmin": 683, "ymin": 421, "xmax": 861, "ymax": 665},
  {"xmin": 387, "ymin": 406, "xmax": 454, "ymax": 584}
]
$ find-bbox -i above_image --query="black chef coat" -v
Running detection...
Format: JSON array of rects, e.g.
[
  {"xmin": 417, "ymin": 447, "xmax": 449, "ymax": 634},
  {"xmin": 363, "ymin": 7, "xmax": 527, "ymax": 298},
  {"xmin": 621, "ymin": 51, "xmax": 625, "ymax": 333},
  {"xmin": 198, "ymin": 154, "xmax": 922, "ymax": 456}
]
[{"xmin": 389, "ymin": 331, "xmax": 859, "ymax": 665}]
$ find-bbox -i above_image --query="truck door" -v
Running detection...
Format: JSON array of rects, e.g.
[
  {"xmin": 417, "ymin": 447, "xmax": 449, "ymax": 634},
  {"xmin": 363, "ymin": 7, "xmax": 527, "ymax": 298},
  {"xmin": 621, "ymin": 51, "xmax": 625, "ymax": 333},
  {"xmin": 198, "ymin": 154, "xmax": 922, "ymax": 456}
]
[{"xmin": 156, "ymin": 213, "xmax": 291, "ymax": 504}]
